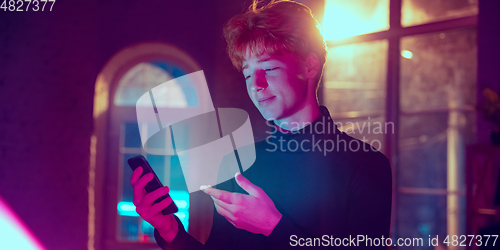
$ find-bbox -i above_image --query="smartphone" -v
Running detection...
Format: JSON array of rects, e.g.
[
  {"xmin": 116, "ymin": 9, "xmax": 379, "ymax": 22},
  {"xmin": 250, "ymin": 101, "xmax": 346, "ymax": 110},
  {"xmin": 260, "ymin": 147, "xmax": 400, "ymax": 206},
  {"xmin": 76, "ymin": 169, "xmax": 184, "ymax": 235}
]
[{"xmin": 127, "ymin": 155, "xmax": 178, "ymax": 215}]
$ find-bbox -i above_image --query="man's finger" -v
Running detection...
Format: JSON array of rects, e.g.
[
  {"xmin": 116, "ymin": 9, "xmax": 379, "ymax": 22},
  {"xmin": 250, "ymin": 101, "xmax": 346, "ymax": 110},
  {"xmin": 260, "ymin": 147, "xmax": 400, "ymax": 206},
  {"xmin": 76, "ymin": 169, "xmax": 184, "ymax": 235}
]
[
  {"xmin": 214, "ymin": 201, "xmax": 236, "ymax": 222},
  {"xmin": 210, "ymin": 196, "xmax": 223, "ymax": 214},
  {"xmin": 201, "ymin": 185, "xmax": 233, "ymax": 204},
  {"xmin": 130, "ymin": 167, "xmax": 143, "ymax": 186},
  {"xmin": 235, "ymin": 172, "xmax": 261, "ymax": 197},
  {"xmin": 132, "ymin": 173, "xmax": 153, "ymax": 205},
  {"xmin": 133, "ymin": 172, "xmax": 154, "ymax": 190},
  {"xmin": 142, "ymin": 186, "xmax": 170, "ymax": 205},
  {"xmin": 149, "ymin": 196, "xmax": 174, "ymax": 215},
  {"xmin": 213, "ymin": 197, "xmax": 236, "ymax": 213}
]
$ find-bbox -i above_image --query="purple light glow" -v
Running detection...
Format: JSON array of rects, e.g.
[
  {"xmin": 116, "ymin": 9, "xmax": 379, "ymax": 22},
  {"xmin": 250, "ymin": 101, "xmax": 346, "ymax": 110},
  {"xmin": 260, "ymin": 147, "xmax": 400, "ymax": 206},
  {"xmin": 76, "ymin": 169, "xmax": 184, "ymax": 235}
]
[{"xmin": 0, "ymin": 197, "xmax": 46, "ymax": 250}]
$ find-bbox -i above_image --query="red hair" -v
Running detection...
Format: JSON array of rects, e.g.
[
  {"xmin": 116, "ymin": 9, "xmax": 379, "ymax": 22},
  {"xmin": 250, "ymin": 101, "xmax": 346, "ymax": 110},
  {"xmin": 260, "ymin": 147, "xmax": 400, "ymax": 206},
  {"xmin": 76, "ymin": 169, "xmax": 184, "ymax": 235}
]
[{"xmin": 223, "ymin": 0, "xmax": 327, "ymax": 86}]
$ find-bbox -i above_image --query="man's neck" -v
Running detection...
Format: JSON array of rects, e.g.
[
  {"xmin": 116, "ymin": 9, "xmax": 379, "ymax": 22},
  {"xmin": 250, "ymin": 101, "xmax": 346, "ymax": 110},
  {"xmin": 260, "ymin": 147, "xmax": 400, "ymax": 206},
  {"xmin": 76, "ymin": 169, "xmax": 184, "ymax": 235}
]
[{"xmin": 273, "ymin": 103, "xmax": 321, "ymax": 132}]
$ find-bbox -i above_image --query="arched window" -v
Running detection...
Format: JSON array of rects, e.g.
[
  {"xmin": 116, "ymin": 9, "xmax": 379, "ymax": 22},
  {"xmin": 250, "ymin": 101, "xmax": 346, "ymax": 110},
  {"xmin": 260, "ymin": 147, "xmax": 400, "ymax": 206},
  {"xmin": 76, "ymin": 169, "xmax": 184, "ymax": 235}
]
[{"xmin": 91, "ymin": 43, "xmax": 212, "ymax": 250}]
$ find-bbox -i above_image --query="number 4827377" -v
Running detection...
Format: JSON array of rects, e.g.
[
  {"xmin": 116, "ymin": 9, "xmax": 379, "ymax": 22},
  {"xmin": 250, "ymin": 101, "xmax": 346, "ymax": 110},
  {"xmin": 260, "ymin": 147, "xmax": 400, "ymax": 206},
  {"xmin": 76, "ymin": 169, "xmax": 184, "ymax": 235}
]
[{"xmin": 1, "ymin": 0, "xmax": 56, "ymax": 11}]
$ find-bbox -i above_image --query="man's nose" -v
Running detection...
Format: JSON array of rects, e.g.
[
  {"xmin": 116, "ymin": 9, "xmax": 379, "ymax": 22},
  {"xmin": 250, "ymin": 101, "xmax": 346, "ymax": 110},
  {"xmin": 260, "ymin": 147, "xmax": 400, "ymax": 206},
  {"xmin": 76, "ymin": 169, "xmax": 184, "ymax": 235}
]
[{"xmin": 250, "ymin": 70, "xmax": 268, "ymax": 92}]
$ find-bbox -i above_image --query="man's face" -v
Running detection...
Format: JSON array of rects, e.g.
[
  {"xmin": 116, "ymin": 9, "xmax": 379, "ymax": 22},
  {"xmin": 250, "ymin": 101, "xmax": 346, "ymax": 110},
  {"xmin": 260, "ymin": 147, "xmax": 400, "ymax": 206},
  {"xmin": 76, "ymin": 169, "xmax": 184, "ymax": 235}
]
[{"xmin": 242, "ymin": 50, "xmax": 309, "ymax": 121}]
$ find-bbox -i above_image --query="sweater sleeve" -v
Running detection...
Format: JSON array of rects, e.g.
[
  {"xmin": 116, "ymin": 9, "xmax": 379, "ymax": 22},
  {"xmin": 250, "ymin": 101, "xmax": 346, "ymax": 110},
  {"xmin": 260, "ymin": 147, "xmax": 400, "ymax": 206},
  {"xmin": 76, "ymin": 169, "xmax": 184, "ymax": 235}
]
[
  {"xmin": 154, "ymin": 205, "xmax": 239, "ymax": 249},
  {"xmin": 154, "ymin": 215, "xmax": 204, "ymax": 250},
  {"xmin": 344, "ymin": 152, "xmax": 393, "ymax": 249},
  {"xmin": 263, "ymin": 213, "xmax": 312, "ymax": 249}
]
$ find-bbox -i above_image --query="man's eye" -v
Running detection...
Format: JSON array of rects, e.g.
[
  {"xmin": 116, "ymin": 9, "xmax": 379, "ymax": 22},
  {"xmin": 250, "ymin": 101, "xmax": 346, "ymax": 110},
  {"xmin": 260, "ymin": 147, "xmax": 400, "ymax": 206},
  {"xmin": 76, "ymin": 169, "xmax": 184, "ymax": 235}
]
[
  {"xmin": 265, "ymin": 67, "xmax": 279, "ymax": 72},
  {"xmin": 245, "ymin": 75, "xmax": 251, "ymax": 80}
]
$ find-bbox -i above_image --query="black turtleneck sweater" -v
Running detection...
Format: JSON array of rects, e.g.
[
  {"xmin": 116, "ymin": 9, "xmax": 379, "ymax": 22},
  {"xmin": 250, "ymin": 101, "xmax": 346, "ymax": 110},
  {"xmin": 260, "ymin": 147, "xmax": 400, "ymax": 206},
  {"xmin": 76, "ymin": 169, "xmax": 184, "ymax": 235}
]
[{"xmin": 155, "ymin": 106, "xmax": 392, "ymax": 249}]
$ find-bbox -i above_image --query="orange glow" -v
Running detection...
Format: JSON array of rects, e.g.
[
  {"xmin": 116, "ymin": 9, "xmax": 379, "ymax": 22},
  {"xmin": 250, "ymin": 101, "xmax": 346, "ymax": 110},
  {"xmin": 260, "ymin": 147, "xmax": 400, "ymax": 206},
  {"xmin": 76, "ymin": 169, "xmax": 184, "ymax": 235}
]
[
  {"xmin": 0, "ymin": 197, "xmax": 46, "ymax": 250},
  {"xmin": 93, "ymin": 74, "xmax": 109, "ymax": 119},
  {"xmin": 323, "ymin": 0, "xmax": 389, "ymax": 40}
]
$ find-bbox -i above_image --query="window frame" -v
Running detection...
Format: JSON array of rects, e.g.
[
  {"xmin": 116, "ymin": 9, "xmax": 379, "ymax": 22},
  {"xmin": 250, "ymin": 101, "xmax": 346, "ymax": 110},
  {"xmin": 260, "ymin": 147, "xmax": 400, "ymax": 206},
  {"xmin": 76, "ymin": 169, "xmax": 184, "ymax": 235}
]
[
  {"xmin": 91, "ymin": 42, "xmax": 212, "ymax": 250},
  {"xmin": 322, "ymin": 0, "xmax": 478, "ymax": 240}
]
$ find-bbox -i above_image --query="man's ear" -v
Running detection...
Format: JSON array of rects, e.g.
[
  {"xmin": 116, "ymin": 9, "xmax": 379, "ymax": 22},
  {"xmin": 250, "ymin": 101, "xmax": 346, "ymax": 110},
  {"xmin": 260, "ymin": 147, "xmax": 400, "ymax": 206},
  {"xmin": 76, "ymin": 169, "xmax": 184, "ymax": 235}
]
[{"xmin": 304, "ymin": 53, "xmax": 320, "ymax": 80}]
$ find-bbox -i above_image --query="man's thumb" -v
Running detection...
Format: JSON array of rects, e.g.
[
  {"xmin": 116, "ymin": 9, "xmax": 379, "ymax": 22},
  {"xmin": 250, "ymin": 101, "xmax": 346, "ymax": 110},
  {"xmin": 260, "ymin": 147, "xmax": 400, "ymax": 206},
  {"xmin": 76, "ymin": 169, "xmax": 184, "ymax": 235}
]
[{"xmin": 235, "ymin": 172, "xmax": 260, "ymax": 197}]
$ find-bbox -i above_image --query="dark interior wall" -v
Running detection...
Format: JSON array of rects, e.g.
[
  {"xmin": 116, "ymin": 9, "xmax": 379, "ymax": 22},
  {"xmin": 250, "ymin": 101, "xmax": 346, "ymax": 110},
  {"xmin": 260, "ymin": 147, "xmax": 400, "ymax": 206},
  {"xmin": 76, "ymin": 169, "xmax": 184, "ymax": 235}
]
[
  {"xmin": 477, "ymin": 0, "xmax": 500, "ymax": 144},
  {"xmin": 0, "ymin": 0, "xmax": 221, "ymax": 249},
  {"xmin": 0, "ymin": 1, "xmax": 99, "ymax": 250}
]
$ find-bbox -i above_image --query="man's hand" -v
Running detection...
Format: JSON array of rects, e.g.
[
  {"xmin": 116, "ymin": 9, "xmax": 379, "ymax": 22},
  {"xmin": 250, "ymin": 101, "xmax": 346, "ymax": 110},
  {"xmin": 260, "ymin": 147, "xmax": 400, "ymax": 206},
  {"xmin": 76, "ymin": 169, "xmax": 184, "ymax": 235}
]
[
  {"xmin": 131, "ymin": 167, "xmax": 179, "ymax": 243},
  {"xmin": 200, "ymin": 172, "xmax": 282, "ymax": 236}
]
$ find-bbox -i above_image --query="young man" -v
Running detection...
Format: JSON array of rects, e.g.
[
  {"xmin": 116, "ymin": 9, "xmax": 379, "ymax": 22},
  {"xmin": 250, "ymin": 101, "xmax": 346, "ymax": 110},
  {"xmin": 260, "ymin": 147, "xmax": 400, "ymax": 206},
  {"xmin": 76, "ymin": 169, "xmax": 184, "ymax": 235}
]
[{"xmin": 131, "ymin": 1, "xmax": 392, "ymax": 249}]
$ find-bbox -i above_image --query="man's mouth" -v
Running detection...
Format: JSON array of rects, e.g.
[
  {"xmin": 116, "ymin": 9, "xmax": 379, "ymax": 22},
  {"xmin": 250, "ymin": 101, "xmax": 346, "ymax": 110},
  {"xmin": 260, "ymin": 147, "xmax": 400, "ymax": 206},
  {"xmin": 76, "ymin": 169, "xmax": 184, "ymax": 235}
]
[{"xmin": 257, "ymin": 96, "xmax": 275, "ymax": 107}]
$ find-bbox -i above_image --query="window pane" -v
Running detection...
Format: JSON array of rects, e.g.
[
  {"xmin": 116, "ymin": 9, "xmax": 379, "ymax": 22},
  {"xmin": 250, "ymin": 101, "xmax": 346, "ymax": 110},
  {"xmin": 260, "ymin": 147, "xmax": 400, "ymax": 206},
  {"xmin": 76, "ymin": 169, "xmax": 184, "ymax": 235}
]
[
  {"xmin": 119, "ymin": 216, "xmax": 141, "ymax": 241},
  {"xmin": 323, "ymin": 0, "xmax": 389, "ymax": 40},
  {"xmin": 400, "ymin": 29, "xmax": 477, "ymax": 113},
  {"xmin": 118, "ymin": 216, "xmax": 156, "ymax": 243},
  {"xmin": 398, "ymin": 111, "xmax": 477, "ymax": 189},
  {"xmin": 324, "ymin": 40, "xmax": 388, "ymax": 115},
  {"xmin": 397, "ymin": 194, "xmax": 448, "ymax": 247},
  {"xmin": 114, "ymin": 62, "xmax": 198, "ymax": 107},
  {"xmin": 169, "ymin": 155, "xmax": 188, "ymax": 190},
  {"xmin": 398, "ymin": 113, "xmax": 448, "ymax": 189},
  {"xmin": 114, "ymin": 62, "xmax": 174, "ymax": 106},
  {"xmin": 124, "ymin": 122, "xmax": 142, "ymax": 148},
  {"xmin": 402, "ymin": 0, "xmax": 478, "ymax": 27},
  {"xmin": 398, "ymin": 28, "xmax": 477, "ymax": 242},
  {"xmin": 323, "ymin": 40, "xmax": 388, "ymax": 152}
]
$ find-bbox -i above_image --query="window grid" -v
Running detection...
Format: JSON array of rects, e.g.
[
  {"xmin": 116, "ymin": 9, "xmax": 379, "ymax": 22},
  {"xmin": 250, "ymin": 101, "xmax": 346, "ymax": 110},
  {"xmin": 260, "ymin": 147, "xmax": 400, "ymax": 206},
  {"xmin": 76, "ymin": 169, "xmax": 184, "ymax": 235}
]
[
  {"xmin": 114, "ymin": 61, "xmax": 192, "ymax": 245},
  {"xmin": 323, "ymin": 0, "xmax": 478, "ymax": 242}
]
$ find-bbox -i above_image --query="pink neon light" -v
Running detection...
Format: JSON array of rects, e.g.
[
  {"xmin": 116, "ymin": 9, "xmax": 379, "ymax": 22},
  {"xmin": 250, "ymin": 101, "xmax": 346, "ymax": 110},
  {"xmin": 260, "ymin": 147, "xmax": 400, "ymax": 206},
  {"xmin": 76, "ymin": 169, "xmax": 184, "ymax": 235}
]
[{"xmin": 0, "ymin": 196, "xmax": 46, "ymax": 250}]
